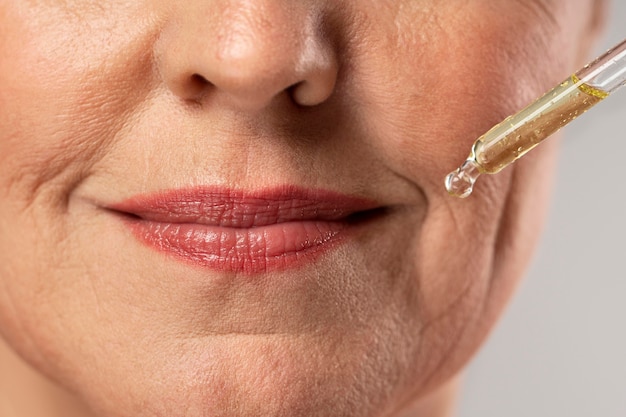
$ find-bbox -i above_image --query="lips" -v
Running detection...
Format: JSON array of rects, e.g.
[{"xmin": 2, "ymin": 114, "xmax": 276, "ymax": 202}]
[{"xmin": 109, "ymin": 186, "xmax": 380, "ymax": 273}]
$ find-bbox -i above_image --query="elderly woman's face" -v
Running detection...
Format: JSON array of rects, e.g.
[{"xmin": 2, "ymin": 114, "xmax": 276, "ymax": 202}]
[{"xmin": 0, "ymin": 1, "xmax": 601, "ymax": 416}]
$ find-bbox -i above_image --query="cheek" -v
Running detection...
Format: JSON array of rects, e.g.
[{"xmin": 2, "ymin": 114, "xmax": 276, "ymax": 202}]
[
  {"xmin": 337, "ymin": 1, "xmax": 572, "ymax": 388},
  {"xmin": 352, "ymin": 2, "xmax": 573, "ymax": 194},
  {"xmin": 0, "ymin": 3, "xmax": 156, "ymax": 205},
  {"xmin": 345, "ymin": 2, "xmax": 575, "ymax": 281},
  {"xmin": 0, "ymin": 1, "xmax": 159, "ymax": 381}
]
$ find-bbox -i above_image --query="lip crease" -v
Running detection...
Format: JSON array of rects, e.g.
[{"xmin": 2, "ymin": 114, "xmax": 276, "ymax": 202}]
[{"xmin": 108, "ymin": 186, "xmax": 381, "ymax": 274}]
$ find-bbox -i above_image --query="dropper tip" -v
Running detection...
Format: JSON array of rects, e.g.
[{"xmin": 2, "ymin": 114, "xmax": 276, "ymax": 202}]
[{"xmin": 444, "ymin": 160, "xmax": 481, "ymax": 198}]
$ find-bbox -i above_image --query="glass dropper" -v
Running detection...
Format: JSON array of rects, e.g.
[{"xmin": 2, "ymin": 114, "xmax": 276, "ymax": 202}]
[{"xmin": 445, "ymin": 38, "xmax": 626, "ymax": 198}]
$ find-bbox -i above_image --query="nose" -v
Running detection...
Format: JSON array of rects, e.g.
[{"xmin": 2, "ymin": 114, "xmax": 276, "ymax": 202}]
[{"xmin": 157, "ymin": 1, "xmax": 339, "ymax": 112}]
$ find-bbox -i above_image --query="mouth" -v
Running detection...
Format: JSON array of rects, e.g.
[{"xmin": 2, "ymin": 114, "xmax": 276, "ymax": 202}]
[{"xmin": 107, "ymin": 186, "xmax": 384, "ymax": 274}]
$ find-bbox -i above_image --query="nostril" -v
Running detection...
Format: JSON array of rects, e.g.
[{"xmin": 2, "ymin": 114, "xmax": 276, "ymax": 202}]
[
  {"xmin": 178, "ymin": 74, "xmax": 212, "ymax": 102},
  {"xmin": 190, "ymin": 73, "xmax": 211, "ymax": 91},
  {"xmin": 286, "ymin": 82, "xmax": 304, "ymax": 104}
]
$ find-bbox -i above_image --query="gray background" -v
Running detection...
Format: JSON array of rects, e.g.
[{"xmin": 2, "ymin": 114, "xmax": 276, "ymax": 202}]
[{"xmin": 459, "ymin": 2, "xmax": 626, "ymax": 417}]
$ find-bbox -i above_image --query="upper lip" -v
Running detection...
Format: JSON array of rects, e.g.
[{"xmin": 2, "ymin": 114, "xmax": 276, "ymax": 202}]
[{"xmin": 108, "ymin": 185, "xmax": 381, "ymax": 227}]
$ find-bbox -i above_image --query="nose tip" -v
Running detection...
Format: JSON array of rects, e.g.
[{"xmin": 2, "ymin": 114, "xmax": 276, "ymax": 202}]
[{"xmin": 159, "ymin": 3, "xmax": 338, "ymax": 111}]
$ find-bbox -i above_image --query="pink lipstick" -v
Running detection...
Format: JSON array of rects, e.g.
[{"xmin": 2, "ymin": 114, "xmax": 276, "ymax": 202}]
[{"xmin": 109, "ymin": 186, "xmax": 380, "ymax": 273}]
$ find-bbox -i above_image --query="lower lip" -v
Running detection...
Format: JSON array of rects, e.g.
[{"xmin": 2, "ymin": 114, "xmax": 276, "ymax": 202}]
[{"xmin": 123, "ymin": 217, "xmax": 349, "ymax": 274}]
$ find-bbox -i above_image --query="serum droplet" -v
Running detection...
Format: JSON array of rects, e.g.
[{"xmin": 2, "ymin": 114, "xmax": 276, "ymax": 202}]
[{"xmin": 444, "ymin": 159, "xmax": 481, "ymax": 198}]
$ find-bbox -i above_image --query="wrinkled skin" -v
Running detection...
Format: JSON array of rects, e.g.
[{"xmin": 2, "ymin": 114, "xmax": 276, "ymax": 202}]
[{"xmin": 0, "ymin": 1, "xmax": 605, "ymax": 416}]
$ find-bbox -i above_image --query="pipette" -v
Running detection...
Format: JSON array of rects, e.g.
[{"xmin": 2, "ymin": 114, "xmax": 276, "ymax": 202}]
[{"xmin": 445, "ymin": 38, "xmax": 626, "ymax": 198}]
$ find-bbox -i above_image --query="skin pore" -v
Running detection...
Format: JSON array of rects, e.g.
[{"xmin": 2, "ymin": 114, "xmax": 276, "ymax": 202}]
[{"xmin": 0, "ymin": 1, "xmax": 605, "ymax": 416}]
